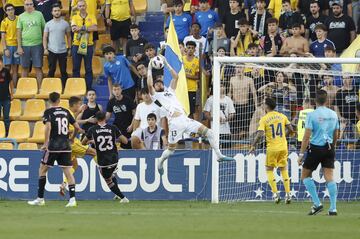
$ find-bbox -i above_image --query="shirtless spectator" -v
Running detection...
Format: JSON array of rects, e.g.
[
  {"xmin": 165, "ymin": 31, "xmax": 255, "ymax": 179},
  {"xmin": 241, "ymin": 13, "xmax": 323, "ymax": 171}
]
[
  {"xmin": 321, "ymin": 75, "xmax": 339, "ymax": 108},
  {"xmin": 229, "ymin": 65, "xmax": 258, "ymax": 138},
  {"xmin": 280, "ymin": 23, "xmax": 309, "ymax": 57}
]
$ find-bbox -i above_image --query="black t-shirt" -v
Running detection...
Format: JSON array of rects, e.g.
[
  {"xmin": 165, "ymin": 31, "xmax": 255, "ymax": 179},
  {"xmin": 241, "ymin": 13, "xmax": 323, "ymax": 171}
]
[
  {"xmin": 86, "ymin": 124, "xmax": 121, "ymax": 166},
  {"xmin": 214, "ymin": 0, "xmax": 230, "ymax": 20},
  {"xmin": 125, "ymin": 37, "xmax": 148, "ymax": 62},
  {"xmin": 106, "ymin": 95, "xmax": 136, "ymax": 135},
  {"xmin": 81, "ymin": 103, "xmax": 101, "ymax": 132},
  {"xmin": 0, "ymin": 68, "xmax": 12, "ymax": 101},
  {"xmin": 305, "ymin": 14, "xmax": 328, "ymax": 42},
  {"xmin": 325, "ymin": 14, "xmax": 356, "ymax": 53},
  {"xmin": 43, "ymin": 107, "xmax": 75, "ymax": 151},
  {"xmin": 136, "ymin": 76, "xmax": 148, "ymax": 90},
  {"xmin": 279, "ymin": 12, "xmax": 304, "ymax": 31},
  {"xmin": 249, "ymin": 11, "xmax": 272, "ymax": 38},
  {"xmin": 335, "ymin": 88, "xmax": 359, "ymax": 123},
  {"xmin": 35, "ymin": 0, "xmax": 59, "ymax": 22},
  {"xmin": 222, "ymin": 11, "xmax": 246, "ymax": 38},
  {"xmin": 262, "ymin": 34, "xmax": 283, "ymax": 55},
  {"xmin": 298, "ymin": 0, "xmax": 329, "ymax": 17}
]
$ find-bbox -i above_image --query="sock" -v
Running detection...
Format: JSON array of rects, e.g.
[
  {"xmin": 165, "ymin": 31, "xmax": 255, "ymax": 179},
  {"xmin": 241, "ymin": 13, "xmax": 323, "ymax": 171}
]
[
  {"xmin": 327, "ymin": 181, "xmax": 337, "ymax": 212},
  {"xmin": 109, "ymin": 177, "xmax": 125, "ymax": 199},
  {"xmin": 159, "ymin": 149, "xmax": 175, "ymax": 164},
  {"xmin": 68, "ymin": 184, "xmax": 76, "ymax": 198},
  {"xmin": 266, "ymin": 170, "xmax": 278, "ymax": 193},
  {"xmin": 37, "ymin": 176, "xmax": 46, "ymax": 198},
  {"xmin": 303, "ymin": 177, "xmax": 321, "ymax": 207},
  {"xmin": 205, "ymin": 129, "xmax": 224, "ymax": 159},
  {"xmin": 281, "ymin": 170, "xmax": 290, "ymax": 193}
]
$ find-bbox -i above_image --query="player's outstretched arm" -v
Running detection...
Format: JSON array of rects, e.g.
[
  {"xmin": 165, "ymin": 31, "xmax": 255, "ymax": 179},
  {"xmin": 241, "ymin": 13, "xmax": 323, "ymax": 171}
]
[{"xmin": 147, "ymin": 59, "xmax": 156, "ymax": 95}]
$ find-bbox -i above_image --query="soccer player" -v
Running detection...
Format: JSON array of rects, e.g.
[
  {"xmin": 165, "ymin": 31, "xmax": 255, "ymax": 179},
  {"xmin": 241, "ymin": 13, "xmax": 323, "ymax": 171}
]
[
  {"xmin": 249, "ymin": 98, "xmax": 294, "ymax": 203},
  {"xmin": 147, "ymin": 55, "xmax": 234, "ymax": 175},
  {"xmin": 82, "ymin": 111, "xmax": 129, "ymax": 203},
  {"xmin": 298, "ymin": 90, "xmax": 339, "ymax": 216},
  {"xmin": 28, "ymin": 92, "xmax": 84, "ymax": 207},
  {"xmin": 59, "ymin": 96, "xmax": 97, "ymax": 196}
]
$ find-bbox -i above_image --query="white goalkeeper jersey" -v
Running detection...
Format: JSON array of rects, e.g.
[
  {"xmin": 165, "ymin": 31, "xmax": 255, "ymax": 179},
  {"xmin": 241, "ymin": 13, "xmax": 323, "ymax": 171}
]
[{"xmin": 151, "ymin": 87, "xmax": 186, "ymax": 118}]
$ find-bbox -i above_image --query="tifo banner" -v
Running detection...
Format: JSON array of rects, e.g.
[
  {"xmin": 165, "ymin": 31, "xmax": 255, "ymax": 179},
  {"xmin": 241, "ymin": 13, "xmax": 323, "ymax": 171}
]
[{"xmin": 0, "ymin": 150, "xmax": 212, "ymax": 200}]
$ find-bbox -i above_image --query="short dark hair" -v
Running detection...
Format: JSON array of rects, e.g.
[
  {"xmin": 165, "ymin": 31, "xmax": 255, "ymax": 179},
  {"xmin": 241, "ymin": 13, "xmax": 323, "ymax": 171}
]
[
  {"xmin": 4, "ymin": 3, "xmax": 15, "ymax": 11},
  {"xmin": 282, "ymin": 0, "xmax": 291, "ymax": 4},
  {"xmin": 51, "ymin": 2, "xmax": 62, "ymax": 10},
  {"xmin": 314, "ymin": 23, "xmax": 327, "ymax": 31},
  {"xmin": 315, "ymin": 90, "xmax": 328, "ymax": 105},
  {"xmin": 310, "ymin": 0, "xmax": 320, "ymax": 7},
  {"xmin": 129, "ymin": 23, "xmax": 139, "ymax": 30},
  {"xmin": 69, "ymin": 96, "xmax": 82, "ymax": 107},
  {"xmin": 265, "ymin": 98, "xmax": 276, "ymax": 110},
  {"xmin": 147, "ymin": 113, "xmax": 157, "ymax": 120},
  {"xmin": 292, "ymin": 22, "xmax": 301, "ymax": 29},
  {"xmin": 247, "ymin": 43, "xmax": 258, "ymax": 49},
  {"xmin": 113, "ymin": 83, "xmax": 121, "ymax": 88},
  {"xmin": 144, "ymin": 43, "xmax": 155, "ymax": 51},
  {"xmin": 238, "ymin": 18, "xmax": 249, "ymax": 26},
  {"xmin": 136, "ymin": 61, "xmax": 147, "ymax": 69},
  {"xmin": 87, "ymin": 88, "xmax": 96, "ymax": 94},
  {"xmin": 103, "ymin": 45, "xmax": 115, "ymax": 55},
  {"xmin": 325, "ymin": 45, "xmax": 336, "ymax": 52},
  {"xmin": 49, "ymin": 92, "xmax": 60, "ymax": 103},
  {"xmin": 140, "ymin": 88, "xmax": 149, "ymax": 95},
  {"xmin": 174, "ymin": 0, "xmax": 184, "ymax": 6},
  {"xmin": 153, "ymin": 79, "xmax": 164, "ymax": 86},
  {"xmin": 217, "ymin": 46, "xmax": 226, "ymax": 52},
  {"xmin": 186, "ymin": 41, "xmax": 196, "ymax": 47},
  {"xmin": 191, "ymin": 22, "xmax": 201, "ymax": 28},
  {"xmin": 95, "ymin": 111, "xmax": 106, "ymax": 121},
  {"xmin": 266, "ymin": 17, "xmax": 278, "ymax": 25}
]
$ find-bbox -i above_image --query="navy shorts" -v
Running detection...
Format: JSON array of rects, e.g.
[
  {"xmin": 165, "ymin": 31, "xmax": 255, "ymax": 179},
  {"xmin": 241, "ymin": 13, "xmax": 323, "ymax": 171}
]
[{"xmin": 41, "ymin": 151, "xmax": 72, "ymax": 167}]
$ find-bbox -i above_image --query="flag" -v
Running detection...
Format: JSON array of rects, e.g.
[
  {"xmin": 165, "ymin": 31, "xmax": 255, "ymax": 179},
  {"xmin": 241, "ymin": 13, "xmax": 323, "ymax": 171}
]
[
  {"xmin": 164, "ymin": 14, "xmax": 189, "ymax": 115},
  {"xmin": 340, "ymin": 35, "xmax": 360, "ymax": 73}
]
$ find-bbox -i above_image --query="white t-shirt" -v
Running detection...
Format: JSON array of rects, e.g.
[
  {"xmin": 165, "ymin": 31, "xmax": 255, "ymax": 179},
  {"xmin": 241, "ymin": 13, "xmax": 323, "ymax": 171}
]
[
  {"xmin": 183, "ymin": 35, "xmax": 207, "ymax": 57},
  {"xmin": 204, "ymin": 95, "xmax": 235, "ymax": 134},
  {"xmin": 134, "ymin": 101, "xmax": 166, "ymax": 129},
  {"xmin": 151, "ymin": 87, "xmax": 186, "ymax": 118}
]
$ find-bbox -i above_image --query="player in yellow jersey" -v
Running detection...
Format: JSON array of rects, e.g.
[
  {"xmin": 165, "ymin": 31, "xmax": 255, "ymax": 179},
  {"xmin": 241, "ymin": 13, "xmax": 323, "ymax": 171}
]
[
  {"xmin": 60, "ymin": 96, "xmax": 97, "ymax": 196},
  {"xmin": 249, "ymin": 98, "xmax": 294, "ymax": 203}
]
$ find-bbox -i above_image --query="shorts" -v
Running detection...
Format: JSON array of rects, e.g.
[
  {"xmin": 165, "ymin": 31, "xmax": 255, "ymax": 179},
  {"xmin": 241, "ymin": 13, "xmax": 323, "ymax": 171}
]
[
  {"xmin": 41, "ymin": 151, "xmax": 72, "ymax": 167},
  {"xmin": 3, "ymin": 46, "xmax": 20, "ymax": 65},
  {"xmin": 71, "ymin": 138, "xmax": 89, "ymax": 158},
  {"xmin": 232, "ymin": 103, "xmax": 254, "ymax": 133},
  {"xmin": 168, "ymin": 114, "xmax": 202, "ymax": 144},
  {"xmin": 188, "ymin": 92, "xmax": 196, "ymax": 114},
  {"xmin": 21, "ymin": 45, "xmax": 43, "ymax": 68},
  {"xmin": 303, "ymin": 144, "xmax": 335, "ymax": 171},
  {"xmin": 266, "ymin": 149, "xmax": 288, "ymax": 168},
  {"xmin": 98, "ymin": 164, "xmax": 117, "ymax": 179},
  {"xmin": 110, "ymin": 18, "xmax": 131, "ymax": 41},
  {"xmin": 93, "ymin": 31, "xmax": 99, "ymax": 41}
]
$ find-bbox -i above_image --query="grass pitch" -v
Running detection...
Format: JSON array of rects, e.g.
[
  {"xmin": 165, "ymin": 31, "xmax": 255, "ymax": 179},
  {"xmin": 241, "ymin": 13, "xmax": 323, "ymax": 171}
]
[{"xmin": 0, "ymin": 200, "xmax": 359, "ymax": 239}]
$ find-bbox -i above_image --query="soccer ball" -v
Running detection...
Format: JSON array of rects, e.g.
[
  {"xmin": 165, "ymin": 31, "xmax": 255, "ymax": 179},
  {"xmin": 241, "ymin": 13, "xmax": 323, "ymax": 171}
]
[{"xmin": 151, "ymin": 56, "xmax": 165, "ymax": 69}]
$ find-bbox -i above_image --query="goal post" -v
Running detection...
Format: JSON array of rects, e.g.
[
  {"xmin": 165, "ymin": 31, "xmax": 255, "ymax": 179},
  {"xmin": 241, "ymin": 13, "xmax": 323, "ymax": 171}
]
[{"xmin": 211, "ymin": 57, "xmax": 360, "ymax": 203}]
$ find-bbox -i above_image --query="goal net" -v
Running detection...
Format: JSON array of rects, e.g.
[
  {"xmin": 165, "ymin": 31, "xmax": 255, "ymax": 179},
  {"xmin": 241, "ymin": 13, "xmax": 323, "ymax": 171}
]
[{"xmin": 211, "ymin": 57, "xmax": 360, "ymax": 203}]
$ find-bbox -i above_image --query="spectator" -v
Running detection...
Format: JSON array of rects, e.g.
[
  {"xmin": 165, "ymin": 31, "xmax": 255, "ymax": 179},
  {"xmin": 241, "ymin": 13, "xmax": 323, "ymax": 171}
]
[
  {"xmin": 209, "ymin": 23, "xmax": 230, "ymax": 55},
  {"xmin": 246, "ymin": 42, "xmax": 260, "ymax": 56},
  {"xmin": 144, "ymin": 43, "xmax": 156, "ymax": 62},
  {"xmin": 184, "ymin": 23, "xmax": 207, "ymax": 57},
  {"xmin": 195, "ymin": 0, "xmax": 219, "ymax": 37},
  {"xmin": 230, "ymin": 19, "xmax": 254, "ymax": 56},
  {"xmin": 320, "ymin": 74, "xmax": 339, "ymax": 108},
  {"xmin": 268, "ymin": 0, "xmax": 282, "ymax": 20},
  {"xmin": 329, "ymin": 0, "xmax": 352, "ymax": 17},
  {"xmin": 135, "ymin": 62, "xmax": 148, "ymax": 97},
  {"xmin": 125, "ymin": 24, "xmax": 148, "ymax": 63},
  {"xmin": 105, "ymin": 0, "xmax": 136, "ymax": 53},
  {"xmin": 249, "ymin": 0, "xmax": 272, "ymax": 39},
  {"xmin": 305, "ymin": 0, "xmax": 328, "ymax": 42},
  {"xmin": 106, "ymin": 83, "xmax": 136, "ymax": 148},
  {"xmin": 43, "ymin": 3, "xmax": 71, "ymax": 88},
  {"xmin": 1, "ymin": 3, "xmax": 19, "ymax": 85},
  {"xmin": 325, "ymin": 0, "xmax": 356, "ymax": 54},
  {"xmin": 179, "ymin": 41, "xmax": 186, "ymax": 56},
  {"xmin": 214, "ymin": 0, "xmax": 231, "ymax": 20},
  {"xmin": 279, "ymin": 0, "xmax": 305, "ymax": 36},
  {"xmin": 183, "ymin": 41, "xmax": 200, "ymax": 119},
  {"xmin": 323, "ymin": 45, "xmax": 342, "ymax": 87},
  {"xmin": 222, "ymin": 0, "xmax": 246, "ymax": 38},
  {"xmin": 159, "ymin": 27, "xmax": 169, "ymax": 53},
  {"xmin": 16, "ymin": 0, "xmax": 45, "ymax": 87},
  {"xmin": 71, "ymin": 0, "xmax": 97, "ymax": 90},
  {"xmin": 191, "ymin": 0, "xmax": 214, "ymax": 12},
  {"xmin": 77, "ymin": 89, "xmax": 103, "ymax": 133},
  {"xmin": 244, "ymin": 0, "xmax": 257, "ymax": 20},
  {"xmin": 309, "ymin": 24, "xmax": 335, "ymax": 57},
  {"xmin": 298, "ymin": 0, "xmax": 329, "ymax": 17},
  {"xmin": 204, "ymin": 83, "xmax": 235, "ymax": 147},
  {"xmin": 7, "ymin": 0, "xmax": 25, "ymax": 15},
  {"xmin": 0, "ymin": 57, "xmax": 13, "ymax": 136},
  {"xmin": 135, "ymin": 113, "xmax": 167, "ymax": 150},
  {"xmin": 131, "ymin": 89, "xmax": 166, "ymax": 149},
  {"xmin": 160, "ymin": 0, "xmax": 176, "ymax": 15},
  {"xmin": 34, "ymin": 0, "xmax": 58, "ymax": 22},
  {"xmin": 103, "ymin": 46, "xmax": 137, "ymax": 101},
  {"xmin": 280, "ymin": 23, "xmax": 309, "ymax": 56},
  {"xmin": 166, "ymin": 0, "xmax": 192, "ymax": 42},
  {"xmin": 260, "ymin": 18, "xmax": 284, "ymax": 56}
]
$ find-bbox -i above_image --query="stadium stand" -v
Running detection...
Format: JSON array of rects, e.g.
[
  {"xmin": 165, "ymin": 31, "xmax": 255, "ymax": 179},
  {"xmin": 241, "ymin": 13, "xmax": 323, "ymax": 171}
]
[
  {"xmin": 18, "ymin": 143, "xmax": 38, "ymax": 150},
  {"xmin": 36, "ymin": 78, "xmax": 63, "ymax": 99},
  {"xmin": 0, "ymin": 142, "xmax": 14, "ymax": 150},
  {"xmin": 13, "ymin": 78, "xmax": 38, "ymax": 99},
  {"xmin": 28, "ymin": 121, "xmax": 45, "ymax": 144},
  {"xmin": 7, "ymin": 121, "xmax": 30, "ymax": 143},
  {"xmin": 0, "ymin": 121, "xmax": 5, "ymax": 138},
  {"xmin": 19, "ymin": 99, "xmax": 46, "ymax": 121},
  {"xmin": 61, "ymin": 78, "xmax": 87, "ymax": 99},
  {"xmin": 9, "ymin": 99, "xmax": 22, "ymax": 120}
]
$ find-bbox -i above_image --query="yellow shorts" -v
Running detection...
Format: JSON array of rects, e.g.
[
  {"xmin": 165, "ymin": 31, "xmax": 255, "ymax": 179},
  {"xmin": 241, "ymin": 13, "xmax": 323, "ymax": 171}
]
[
  {"xmin": 71, "ymin": 138, "xmax": 89, "ymax": 159},
  {"xmin": 266, "ymin": 149, "xmax": 288, "ymax": 168}
]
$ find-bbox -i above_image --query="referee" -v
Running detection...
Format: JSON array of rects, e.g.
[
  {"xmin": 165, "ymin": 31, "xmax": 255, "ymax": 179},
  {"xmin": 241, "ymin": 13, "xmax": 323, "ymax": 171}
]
[{"xmin": 298, "ymin": 90, "xmax": 340, "ymax": 216}]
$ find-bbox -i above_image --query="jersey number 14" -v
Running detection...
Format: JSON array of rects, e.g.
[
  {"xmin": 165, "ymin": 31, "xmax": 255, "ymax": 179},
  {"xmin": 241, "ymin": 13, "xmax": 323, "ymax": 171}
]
[{"xmin": 270, "ymin": 123, "xmax": 283, "ymax": 138}]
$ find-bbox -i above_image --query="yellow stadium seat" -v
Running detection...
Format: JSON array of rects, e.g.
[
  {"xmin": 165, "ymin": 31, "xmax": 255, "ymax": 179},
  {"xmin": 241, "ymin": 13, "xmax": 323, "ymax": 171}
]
[
  {"xmin": 59, "ymin": 99, "xmax": 69, "ymax": 109},
  {"xmin": 36, "ymin": 78, "xmax": 63, "ymax": 99},
  {"xmin": 133, "ymin": 0, "xmax": 147, "ymax": 14},
  {"xmin": 0, "ymin": 121, "xmax": 5, "ymax": 138},
  {"xmin": 28, "ymin": 121, "xmax": 45, "ymax": 143},
  {"xmin": 18, "ymin": 143, "xmax": 38, "ymax": 150},
  {"xmin": 19, "ymin": 99, "xmax": 46, "ymax": 121},
  {"xmin": 61, "ymin": 78, "xmax": 86, "ymax": 99},
  {"xmin": 95, "ymin": 34, "xmax": 111, "ymax": 56},
  {"xmin": 92, "ymin": 56, "xmax": 103, "ymax": 77},
  {"xmin": 7, "ymin": 121, "xmax": 30, "ymax": 143},
  {"xmin": 60, "ymin": 0, "xmax": 69, "ymax": 15},
  {"xmin": 97, "ymin": 15, "xmax": 106, "ymax": 34},
  {"xmin": 0, "ymin": 142, "xmax": 13, "ymax": 150},
  {"xmin": 13, "ymin": 78, "xmax": 38, "ymax": 99},
  {"xmin": 9, "ymin": 99, "xmax": 22, "ymax": 120},
  {"xmin": 66, "ymin": 57, "xmax": 73, "ymax": 76}
]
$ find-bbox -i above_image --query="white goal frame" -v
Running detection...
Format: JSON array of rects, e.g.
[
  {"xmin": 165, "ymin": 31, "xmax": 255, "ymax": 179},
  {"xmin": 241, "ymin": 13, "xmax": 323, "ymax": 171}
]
[{"xmin": 211, "ymin": 57, "xmax": 360, "ymax": 203}]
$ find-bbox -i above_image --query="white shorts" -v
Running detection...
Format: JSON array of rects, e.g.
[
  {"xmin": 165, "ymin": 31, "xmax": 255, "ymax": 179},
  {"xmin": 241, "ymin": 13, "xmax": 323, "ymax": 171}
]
[
  {"xmin": 168, "ymin": 115, "xmax": 202, "ymax": 144},
  {"xmin": 131, "ymin": 128, "xmax": 143, "ymax": 139}
]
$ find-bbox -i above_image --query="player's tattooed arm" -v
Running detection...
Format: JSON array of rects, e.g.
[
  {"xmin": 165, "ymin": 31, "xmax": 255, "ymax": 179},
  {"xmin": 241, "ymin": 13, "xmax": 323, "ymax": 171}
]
[{"xmin": 249, "ymin": 130, "xmax": 265, "ymax": 154}]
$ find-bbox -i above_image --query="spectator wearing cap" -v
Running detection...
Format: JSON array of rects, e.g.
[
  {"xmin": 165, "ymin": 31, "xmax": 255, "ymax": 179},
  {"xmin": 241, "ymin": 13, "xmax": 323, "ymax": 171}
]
[
  {"xmin": 279, "ymin": 0, "xmax": 305, "ymax": 36},
  {"xmin": 165, "ymin": 0, "xmax": 192, "ymax": 42},
  {"xmin": 325, "ymin": 0, "xmax": 356, "ymax": 54},
  {"xmin": 305, "ymin": 0, "xmax": 328, "ymax": 42},
  {"xmin": 103, "ymin": 46, "xmax": 138, "ymax": 101},
  {"xmin": 260, "ymin": 17, "xmax": 285, "ymax": 56},
  {"xmin": 125, "ymin": 24, "xmax": 148, "ymax": 64},
  {"xmin": 309, "ymin": 24, "xmax": 335, "ymax": 57},
  {"xmin": 183, "ymin": 22, "xmax": 207, "ymax": 57},
  {"xmin": 209, "ymin": 23, "xmax": 230, "ymax": 56},
  {"xmin": 297, "ymin": 0, "xmax": 329, "ymax": 17},
  {"xmin": 230, "ymin": 19, "xmax": 254, "ymax": 56},
  {"xmin": 195, "ymin": 0, "xmax": 219, "ymax": 37},
  {"xmin": 249, "ymin": 0, "xmax": 272, "ymax": 39},
  {"xmin": 329, "ymin": 0, "xmax": 352, "ymax": 17},
  {"xmin": 221, "ymin": 0, "xmax": 246, "ymax": 38}
]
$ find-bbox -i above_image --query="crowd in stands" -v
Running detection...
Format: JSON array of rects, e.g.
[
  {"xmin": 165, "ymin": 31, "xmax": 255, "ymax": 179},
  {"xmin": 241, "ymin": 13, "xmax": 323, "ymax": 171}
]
[{"xmin": 0, "ymin": 0, "xmax": 359, "ymax": 151}]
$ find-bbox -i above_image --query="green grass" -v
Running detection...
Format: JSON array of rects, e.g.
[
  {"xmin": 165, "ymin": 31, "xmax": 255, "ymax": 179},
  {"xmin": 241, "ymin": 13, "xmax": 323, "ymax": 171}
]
[{"xmin": 0, "ymin": 200, "xmax": 359, "ymax": 239}]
